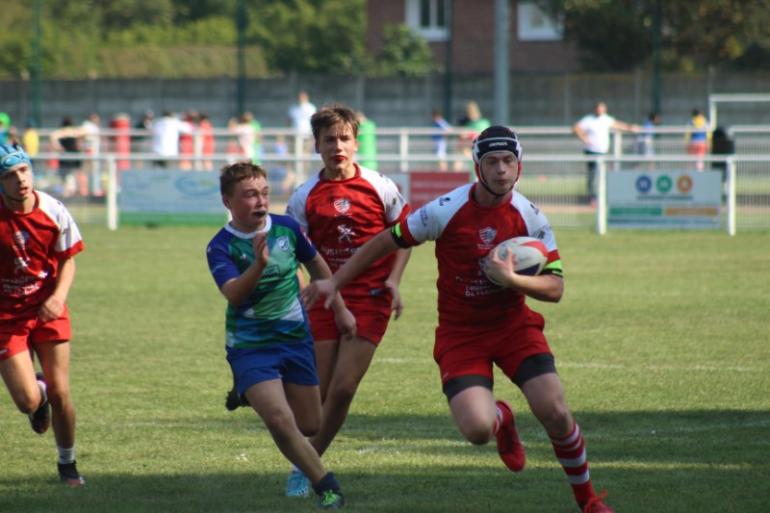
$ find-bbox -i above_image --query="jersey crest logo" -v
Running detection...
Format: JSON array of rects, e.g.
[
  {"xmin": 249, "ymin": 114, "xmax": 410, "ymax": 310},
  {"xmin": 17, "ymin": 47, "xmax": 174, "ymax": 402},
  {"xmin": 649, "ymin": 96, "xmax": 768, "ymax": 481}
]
[
  {"xmin": 337, "ymin": 224, "xmax": 355, "ymax": 243},
  {"xmin": 276, "ymin": 236, "xmax": 290, "ymax": 252},
  {"xmin": 333, "ymin": 198, "xmax": 351, "ymax": 214},
  {"xmin": 478, "ymin": 227, "xmax": 497, "ymax": 245}
]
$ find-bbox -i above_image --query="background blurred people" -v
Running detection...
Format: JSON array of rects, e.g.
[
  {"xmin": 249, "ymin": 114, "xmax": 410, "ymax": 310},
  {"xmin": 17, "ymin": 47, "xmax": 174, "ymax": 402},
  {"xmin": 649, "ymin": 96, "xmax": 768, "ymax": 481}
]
[
  {"xmin": 431, "ymin": 109, "xmax": 452, "ymax": 171},
  {"xmin": 573, "ymin": 101, "xmax": 637, "ymax": 203},
  {"xmin": 356, "ymin": 111, "xmax": 378, "ymax": 170},
  {"xmin": 686, "ymin": 108, "xmax": 710, "ymax": 171}
]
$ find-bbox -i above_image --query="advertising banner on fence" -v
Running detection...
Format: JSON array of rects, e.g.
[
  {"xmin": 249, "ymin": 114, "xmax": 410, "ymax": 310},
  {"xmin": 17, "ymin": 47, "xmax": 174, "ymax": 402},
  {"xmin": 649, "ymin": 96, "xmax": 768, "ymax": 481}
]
[
  {"xmin": 120, "ymin": 169, "xmax": 226, "ymax": 225},
  {"xmin": 607, "ymin": 170, "xmax": 722, "ymax": 229},
  {"xmin": 408, "ymin": 171, "xmax": 471, "ymax": 209}
]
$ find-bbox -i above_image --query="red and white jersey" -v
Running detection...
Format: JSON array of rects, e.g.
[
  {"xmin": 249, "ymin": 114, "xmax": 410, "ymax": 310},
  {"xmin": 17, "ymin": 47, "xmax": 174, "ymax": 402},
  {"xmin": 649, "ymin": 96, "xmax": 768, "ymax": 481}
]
[
  {"xmin": 396, "ymin": 183, "xmax": 560, "ymax": 327},
  {"xmin": 0, "ymin": 191, "xmax": 84, "ymax": 320},
  {"xmin": 287, "ymin": 164, "xmax": 409, "ymax": 299}
]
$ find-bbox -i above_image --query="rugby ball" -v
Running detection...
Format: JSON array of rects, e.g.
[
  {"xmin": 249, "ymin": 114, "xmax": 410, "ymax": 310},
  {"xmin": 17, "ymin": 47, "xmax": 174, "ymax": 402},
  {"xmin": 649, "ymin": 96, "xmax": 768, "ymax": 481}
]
[{"xmin": 483, "ymin": 236, "xmax": 548, "ymax": 285}]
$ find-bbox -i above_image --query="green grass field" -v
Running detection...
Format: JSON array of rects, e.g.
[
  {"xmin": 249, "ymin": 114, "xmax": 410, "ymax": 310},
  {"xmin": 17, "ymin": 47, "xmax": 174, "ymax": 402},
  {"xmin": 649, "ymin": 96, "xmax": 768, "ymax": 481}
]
[{"xmin": 2, "ymin": 225, "xmax": 769, "ymax": 513}]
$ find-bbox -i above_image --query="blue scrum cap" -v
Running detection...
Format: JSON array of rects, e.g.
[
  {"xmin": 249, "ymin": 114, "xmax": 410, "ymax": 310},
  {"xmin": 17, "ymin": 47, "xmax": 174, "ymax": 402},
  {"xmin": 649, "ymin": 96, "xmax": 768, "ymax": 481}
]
[
  {"xmin": 472, "ymin": 125, "xmax": 522, "ymax": 164},
  {"xmin": 0, "ymin": 143, "xmax": 32, "ymax": 175}
]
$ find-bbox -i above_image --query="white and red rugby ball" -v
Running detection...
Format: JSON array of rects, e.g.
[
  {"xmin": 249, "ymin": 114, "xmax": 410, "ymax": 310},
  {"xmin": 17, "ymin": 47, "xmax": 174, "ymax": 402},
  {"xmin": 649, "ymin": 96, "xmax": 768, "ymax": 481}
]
[{"xmin": 483, "ymin": 236, "xmax": 548, "ymax": 285}]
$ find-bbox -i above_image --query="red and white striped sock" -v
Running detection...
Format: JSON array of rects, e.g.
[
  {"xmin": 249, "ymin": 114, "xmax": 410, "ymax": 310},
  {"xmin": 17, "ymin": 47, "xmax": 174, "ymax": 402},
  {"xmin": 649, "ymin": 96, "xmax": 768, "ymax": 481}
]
[{"xmin": 550, "ymin": 423, "xmax": 596, "ymax": 508}]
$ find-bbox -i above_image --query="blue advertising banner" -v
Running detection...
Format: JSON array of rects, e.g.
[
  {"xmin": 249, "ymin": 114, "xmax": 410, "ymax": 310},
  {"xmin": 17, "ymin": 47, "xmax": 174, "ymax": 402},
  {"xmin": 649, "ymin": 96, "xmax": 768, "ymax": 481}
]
[
  {"xmin": 607, "ymin": 171, "xmax": 722, "ymax": 229},
  {"xmin": 119, "ymin": 170, "xmax": 226, "ymax": 225}
]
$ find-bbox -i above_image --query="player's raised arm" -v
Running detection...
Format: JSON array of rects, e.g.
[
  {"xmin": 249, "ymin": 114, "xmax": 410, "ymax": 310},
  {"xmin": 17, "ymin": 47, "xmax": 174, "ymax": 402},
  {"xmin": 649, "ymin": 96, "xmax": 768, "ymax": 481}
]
[
  {"xmin": 219, "ymin": 232, "xmax": 268, "ymax": 306},
  {"xmin": 301, "ymin": 229, "xmax": 400, "ymax": 310}
]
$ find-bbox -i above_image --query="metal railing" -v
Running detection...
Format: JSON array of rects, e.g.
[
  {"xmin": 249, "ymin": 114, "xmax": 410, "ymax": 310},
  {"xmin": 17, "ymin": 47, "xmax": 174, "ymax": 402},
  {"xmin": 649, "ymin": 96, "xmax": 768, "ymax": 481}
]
[{"xmin": 27, "ymin": 151, "xmax": 770, "ymax": 234}]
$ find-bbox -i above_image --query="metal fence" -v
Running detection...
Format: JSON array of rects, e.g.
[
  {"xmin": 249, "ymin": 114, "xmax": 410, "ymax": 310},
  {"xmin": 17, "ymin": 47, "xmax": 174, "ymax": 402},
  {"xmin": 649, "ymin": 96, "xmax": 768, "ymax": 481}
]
[{"xmin": 27, "ymin": 126, "xmax": 770, "ymax": 231}]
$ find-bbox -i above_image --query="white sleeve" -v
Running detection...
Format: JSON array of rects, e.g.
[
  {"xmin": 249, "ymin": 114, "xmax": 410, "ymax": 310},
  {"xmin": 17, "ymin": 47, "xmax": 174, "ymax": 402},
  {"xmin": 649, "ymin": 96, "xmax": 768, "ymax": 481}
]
[
  {"xmin": 286, "ymin": 188, "xmax": 309, "ymax": 233},
  {"xmin": 381, "ymin": 176, "xmax": 409, "ymax": 224}
]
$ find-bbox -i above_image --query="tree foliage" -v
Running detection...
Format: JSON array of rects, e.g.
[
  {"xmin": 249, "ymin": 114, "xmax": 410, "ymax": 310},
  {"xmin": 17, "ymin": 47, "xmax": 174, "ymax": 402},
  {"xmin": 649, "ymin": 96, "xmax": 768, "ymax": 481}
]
[
  {"xmin": 2, "ymin": 0, "xmax": 768, "ymax": 79},
  {"xmin": 248, "ymin": 0, "xmax": 368, "ymax": 74},
  {"xmin": 537, "ymin": 0, "xmax": 770, "ymax": 71},
  {"xmin": 371, "ymin": 24, "xmax": 435, "ymax": 77}
]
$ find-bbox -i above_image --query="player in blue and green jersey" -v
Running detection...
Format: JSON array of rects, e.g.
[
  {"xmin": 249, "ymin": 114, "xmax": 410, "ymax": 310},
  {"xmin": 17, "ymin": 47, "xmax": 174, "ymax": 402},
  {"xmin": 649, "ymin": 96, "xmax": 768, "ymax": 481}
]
[{"xmin": 206, "ymin": 162, "xmax": 354, "ymax": 509}]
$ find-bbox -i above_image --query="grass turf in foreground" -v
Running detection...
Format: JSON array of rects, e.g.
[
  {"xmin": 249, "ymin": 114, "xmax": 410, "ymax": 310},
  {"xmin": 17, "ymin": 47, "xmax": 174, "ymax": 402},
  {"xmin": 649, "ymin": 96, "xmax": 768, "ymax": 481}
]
[{"xmin": 1, "ymin": 226, "xmax": 769, "ymax": 513}]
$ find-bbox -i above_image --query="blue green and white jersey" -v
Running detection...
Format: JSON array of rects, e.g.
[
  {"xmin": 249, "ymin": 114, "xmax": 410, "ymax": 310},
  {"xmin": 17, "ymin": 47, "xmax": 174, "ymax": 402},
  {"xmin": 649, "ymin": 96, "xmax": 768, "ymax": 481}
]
[{"xmin": 206, "ymin": 213, "xmax": 317, "ymax": 349}]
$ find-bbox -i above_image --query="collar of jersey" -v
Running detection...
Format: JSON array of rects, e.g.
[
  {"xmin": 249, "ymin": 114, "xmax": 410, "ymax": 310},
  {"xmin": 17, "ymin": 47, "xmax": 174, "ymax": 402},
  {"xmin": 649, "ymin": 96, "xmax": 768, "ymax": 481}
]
[{"xmin": 225, "ymin": 213, "xmax": 272, "ymax": 239}]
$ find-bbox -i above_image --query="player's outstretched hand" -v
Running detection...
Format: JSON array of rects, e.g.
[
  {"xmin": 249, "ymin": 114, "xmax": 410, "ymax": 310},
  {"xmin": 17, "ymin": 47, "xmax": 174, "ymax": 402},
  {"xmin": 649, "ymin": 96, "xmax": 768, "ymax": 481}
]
[{"xmin": 301, "ymin": 279, "xmax": 337, "ymax": 309}]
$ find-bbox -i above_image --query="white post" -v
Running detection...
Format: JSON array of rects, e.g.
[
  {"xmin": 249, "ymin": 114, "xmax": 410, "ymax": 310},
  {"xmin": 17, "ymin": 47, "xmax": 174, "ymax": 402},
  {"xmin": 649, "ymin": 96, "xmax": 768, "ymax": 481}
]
[
  {"xmin": 106, "ymin": 155, "xmax": 118, "ymax": 231},
  {"xmin": 596, "ymin": 158, "xmax": 607, "ymax": 235},
  {"xmin": 399, "ymin": 129, "xmax": 409, "ymax": 173},
  {"xmin": 727, "ymin": 157, "xmax": 736, "ymax": 236}
]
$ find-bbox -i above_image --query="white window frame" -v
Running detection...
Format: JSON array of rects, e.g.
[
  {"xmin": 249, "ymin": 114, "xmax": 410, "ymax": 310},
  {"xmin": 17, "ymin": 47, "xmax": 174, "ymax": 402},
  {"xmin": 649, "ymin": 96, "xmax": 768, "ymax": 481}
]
[
  {"xmin": 517, "ymin": 1, "xmax": 563, "ymax": 42},
  {"xmin": 405, "ymin": 0, "xmax": 448, "ymax": 42}
]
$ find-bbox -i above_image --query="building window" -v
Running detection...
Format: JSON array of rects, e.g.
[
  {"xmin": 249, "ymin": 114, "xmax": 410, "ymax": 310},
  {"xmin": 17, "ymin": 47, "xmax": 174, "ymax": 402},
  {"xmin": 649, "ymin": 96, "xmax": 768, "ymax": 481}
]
[
  {"xmin": 406, "ymin": 0, "xmax": 448, "ymax": 42},
  {"xmin": 517, "ymin": 1, "xmax": 563, "ymax": 41}
]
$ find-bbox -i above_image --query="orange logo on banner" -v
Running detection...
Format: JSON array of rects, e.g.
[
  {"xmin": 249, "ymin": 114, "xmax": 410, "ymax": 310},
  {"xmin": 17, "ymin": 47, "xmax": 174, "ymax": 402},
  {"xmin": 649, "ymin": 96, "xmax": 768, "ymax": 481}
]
[{"xmin": 677, "ymin": 175, "xmax": 693, "ymax": 193}]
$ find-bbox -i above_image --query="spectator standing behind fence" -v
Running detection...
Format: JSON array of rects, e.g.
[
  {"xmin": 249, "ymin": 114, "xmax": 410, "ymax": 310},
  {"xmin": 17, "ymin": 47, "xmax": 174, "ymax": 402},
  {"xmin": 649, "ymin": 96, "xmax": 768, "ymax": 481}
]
[
  {"xmin": 151, "ymin": 111, "xmax": 192, "ymax": 168},
  {"xmin": 431, "ymin": 109, "xmax": 452, "ymax": 171},
  {"xmin": 0, "ymin": 113, "xmax": 11, "ymax": 145},
  {"xmin": 81, "ymin": 114, "xmax": 102, "ymax": 195},
  {"xmin": 229, "ymin": 113, "xmax": 258, "ymax": 163},
  {"xmin": 573, "ymin": 102, "xmax": 637, "ymax": 204},
  {"xmin": 132, "ymin": 110, "xmax": 154, "ymax": 168},
  {"xmin": 50, "ymin": 117, "xmax": 85, "ymax": 197},
  {"xmin": 356, "ymin": 112, "xmax": 378, "ymax": 170},
  {"xmin": 456, "ymin": 101, "xmax": 490, "ymax": 172},
  {"xmin": 710, "ymin": 127, "xmax": 735, "ymax": 193},
  {"xmin": 198, "ymin": 113, "xmax": 216, "ymax": 170},
  {"xmin": 288, "ymin": 91, "xmax": 317, "ymax": 177},
  {"xmin": 686, "ymin": 109, "xmax": 710, "ymax": 171},
  {"xmin": 635, "ymin": 112, "xmax": 661, "ymax": 157}
]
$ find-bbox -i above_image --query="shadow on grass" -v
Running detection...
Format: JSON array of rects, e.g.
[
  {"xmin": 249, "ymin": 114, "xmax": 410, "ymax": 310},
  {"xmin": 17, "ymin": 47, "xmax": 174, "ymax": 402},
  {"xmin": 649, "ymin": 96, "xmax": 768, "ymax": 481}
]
[{"xmin": 2, "ymin": 409, "xmax": 769, "ymax": 513}]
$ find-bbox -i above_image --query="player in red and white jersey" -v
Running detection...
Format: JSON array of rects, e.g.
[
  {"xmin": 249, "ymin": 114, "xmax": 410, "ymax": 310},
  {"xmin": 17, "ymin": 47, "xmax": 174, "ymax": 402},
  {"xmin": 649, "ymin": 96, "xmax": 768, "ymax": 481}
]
[
  {"xmin": 304, "ymin": 126, "xmax": 615, "ymax": 513},
  {"xmin": 281, "ymin": 104, "xmax": 411, "ymax": 496},
  {"xmin": 0, "ymin": 143, "xmax": 86, "ymax": 487}
]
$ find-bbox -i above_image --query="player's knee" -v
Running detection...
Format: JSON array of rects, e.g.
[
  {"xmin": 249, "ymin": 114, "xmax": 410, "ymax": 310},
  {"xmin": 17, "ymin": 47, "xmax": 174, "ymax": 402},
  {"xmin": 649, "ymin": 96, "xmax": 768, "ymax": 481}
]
[
  {"xmin": 459, "ymin": 420, "xmax": 494, "ymax": 445},
  {"xmin": 45, "ymin": 384, "xmax": 71, "ymax": 410},
  {"xmin": 327, "ymin": 380, "xmax": 358, "ymax": 406},
  {"xmin": 262, "ymin": 410, "xmax": 296, "ymax": 438},
  {"xmin": 14, "ymin": 395, "xmax": 40, "ymax": 415}
]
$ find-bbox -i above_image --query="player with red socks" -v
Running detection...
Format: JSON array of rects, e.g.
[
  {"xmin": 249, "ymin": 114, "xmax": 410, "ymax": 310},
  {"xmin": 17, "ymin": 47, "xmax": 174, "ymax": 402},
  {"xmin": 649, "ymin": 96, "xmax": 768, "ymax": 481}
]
[{"xmin": 303, "ymin": 126, "xmax": 616, "ymax": 513}]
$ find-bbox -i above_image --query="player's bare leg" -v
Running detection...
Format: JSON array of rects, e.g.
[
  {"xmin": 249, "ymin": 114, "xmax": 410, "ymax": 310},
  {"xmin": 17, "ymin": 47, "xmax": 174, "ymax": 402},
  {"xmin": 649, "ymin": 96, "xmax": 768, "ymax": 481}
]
[
  {"xmin": 36, "ymin": 342, "xmax": 76, "ymax": 448},
  {"xmin": 36, "ymin": 341, "xmax": 84, "ymax": 486},
  {"xmin": 310, "ymin": 336, "xmax": 376, "ymax": 457},
  {"xmin": 521, "ymin": 373, "xmax": 614, "ymax": 512},
  {"xmin": 0, "ymin": 350, "xmax": 46, "ymax": 419},
  {"xmin": 247, "ymin": 379, "xmax": 326, "ymax": 482},
  {"xmin": 247, "ymin": 379, "xmax": 344, "ymax": 508},
  {"xmin": 284, "ymin": 382, "xmax": 322, "ymax": 437},
  {"xmin": 447, "ymin": 386, "xmax": 497, "ymax": 444},
  {"xmin": 313, "ymin": 338, "xmax": 340, "ymax": 402}
]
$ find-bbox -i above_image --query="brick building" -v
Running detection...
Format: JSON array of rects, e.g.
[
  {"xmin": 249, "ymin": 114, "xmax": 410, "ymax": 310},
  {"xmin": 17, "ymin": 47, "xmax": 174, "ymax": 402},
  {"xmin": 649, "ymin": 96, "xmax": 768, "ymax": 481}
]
[{"xmin": 366, "ymin": 0, "xmax": 579, "ymax": 74}]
